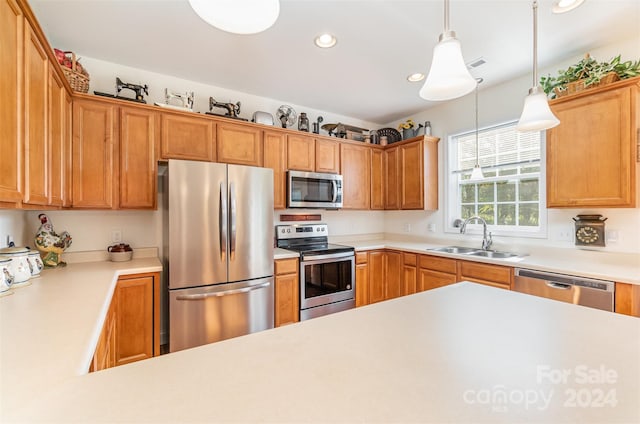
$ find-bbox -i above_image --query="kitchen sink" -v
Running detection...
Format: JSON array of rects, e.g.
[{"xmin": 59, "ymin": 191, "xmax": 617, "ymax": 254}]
[
  {"xmin": 429, "ymin": 246, "xmax": 480, "ymax": 254},
  {"xmin": 467, "ymin": 250, "xmax": 522, "ymax": 259},
  {"xmin": 428, "ymin": 246, "xmax": 526, "ymax": 259}
]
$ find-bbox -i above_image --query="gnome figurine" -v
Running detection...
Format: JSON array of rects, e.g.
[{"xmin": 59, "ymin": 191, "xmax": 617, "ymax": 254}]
[{"xmin": 34, "ymin": 214, "xmax": 72, "ymax": 267}]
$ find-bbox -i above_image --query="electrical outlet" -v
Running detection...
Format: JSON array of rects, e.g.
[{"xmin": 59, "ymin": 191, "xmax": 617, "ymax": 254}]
[
  {"xmin": 427, "ymin": 223, "xmax": 436, "ymax": 233},
  {"xmin": 111, "ymin": 229, "xmax": 122, "ymax": 243},
  {"xmin": 606, "ymin": 230, "xmax": 619, "ymax": 243},
  {"xmin": 402, "ymin": 223, "xmax": 412, "ymax": 233},
  {"xmin": 557, "ymin": 228, "xmax": 573, "ymax": 242}
]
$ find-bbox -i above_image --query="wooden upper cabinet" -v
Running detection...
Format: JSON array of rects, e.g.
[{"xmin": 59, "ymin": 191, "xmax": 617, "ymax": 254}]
[
  {"xmin": 63, "ymin": 92, "xmax": 72, "ymax": 207},
  {"xmin": 384, "ymin": 147, "xmax": 399, "ymax": 209},
  {"xmin": 263, "ymin": 131, "xmax": 287, "ymax": 209},
  {"xmin": 48, "ymin": 68, "xmax": 66, "ymax": 207},
  {"xmin": 287, "ymin": 134, "xmax": 315, "ymax": 171},
  {"xmin": 341, "ymin": 143, "xmax": 370, "ymax": 209},
  {"xmin": 547, "ymin": 78, "xmax": 638, "ymax": 208},
  {"xmin": 399, "ymin": 140, "xmax": 424, "ymax": 209},
  {"xmin": 160, "ymin": 112, "xmax": 215, "ymax": 162},
  {"xmin": 0, "ymin": 0, "xmax": 23, "ymax": 205},
  {"xmin": 119, "ymin": 107, "xmax": 158, "ymax": 209},
  {"xmin": 72, "ymin": 98, "xmax": 117, "ymax": 208},
  {"xmin": 23, "ymin": 21, "xmax": 49, "ymax": 206},
  {"xmin": 370, "ymin": 149, "xmax": 385, "ymax": 210},
  {"xmin": 217, "ymin": 121, "xmax": 263, "ymax": 166},
  {"xmin": 315, "ymin": 139, "xmax": 340, "ymax": 173}
]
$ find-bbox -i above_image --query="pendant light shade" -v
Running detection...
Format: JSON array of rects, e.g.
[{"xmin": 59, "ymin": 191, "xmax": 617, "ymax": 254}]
[
  {"xmin": 189, "ymin": 0, "xmax": 280, "ymax": 35},
  {"xmin": 517, "ymin": 0, "xmax": 560, "ymax": 132},
  {"xmin": 419, "ymin": 0, "xmax": 477, "ymax": 101}
]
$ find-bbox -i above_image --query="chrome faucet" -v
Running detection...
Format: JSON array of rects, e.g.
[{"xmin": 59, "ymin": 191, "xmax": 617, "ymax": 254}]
[{"xmin": 460, "ymin": 216, "xmax": 493, "ymax": 250}]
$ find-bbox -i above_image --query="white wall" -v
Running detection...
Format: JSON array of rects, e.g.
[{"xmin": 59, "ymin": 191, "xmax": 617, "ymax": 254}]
[
  {"xmin": 78, "ymin": 55, "xmax": 378, "ymax": 132},
  {"xmin": 0, "ymin": 210, "xmax": 28, "ymax": 248},
  {"xmin": 383, "ymin": 36, "xmax": 640, "ymax": 254},
  {"xmin": 274, "ymin": 210, "xmax": 385, "ymax": 238}
]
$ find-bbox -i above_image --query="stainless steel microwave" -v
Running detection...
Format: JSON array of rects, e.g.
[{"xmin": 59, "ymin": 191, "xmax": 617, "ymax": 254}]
[{"xmin": 287, "ymin": 170, "xmax": 343, "ymax": 209}]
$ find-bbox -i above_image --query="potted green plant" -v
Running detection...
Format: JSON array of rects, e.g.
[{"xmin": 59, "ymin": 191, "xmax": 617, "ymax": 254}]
[{"xmin": 541, "ymin": 54, "xmax": 640, "ymax": 98}]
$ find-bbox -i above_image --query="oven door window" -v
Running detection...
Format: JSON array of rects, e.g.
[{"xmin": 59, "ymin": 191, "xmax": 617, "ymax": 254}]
[
  {"xmin": 290, "ymin": 177, "xmax": 334, "ymax": 203},
  {"xmin": 303, "ymin": 258, "xmax": 352, "ymax": 300}
]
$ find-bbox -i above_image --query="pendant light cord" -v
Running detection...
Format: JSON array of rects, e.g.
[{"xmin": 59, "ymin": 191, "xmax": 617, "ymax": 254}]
[
  {"xmin": 475, "ymin": 78, "xmax": 482, "ymax": 166},
  {"xmin": 532, "ymin": 0, "xmax": 538, "ymax": 87},
  {"xmin": 444, "ymin": 0, "xmax": 450, "ymax": 32}
]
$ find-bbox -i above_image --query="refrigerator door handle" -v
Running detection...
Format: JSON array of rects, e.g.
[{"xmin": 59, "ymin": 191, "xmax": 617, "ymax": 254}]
[
  {"xmin": 175, "ymin": 281, "xmax": 271, "ymax": 300},
  {"xmin": 331, "ymin": 180, "xmax": 338, "ymax": 203},
  {"xmin": 220, "ymin": 181, "xmax": 227, "ymax": 261},
  {"xmin": 230, "ymin": 181, "xmax": 237, "ymax": 259}
]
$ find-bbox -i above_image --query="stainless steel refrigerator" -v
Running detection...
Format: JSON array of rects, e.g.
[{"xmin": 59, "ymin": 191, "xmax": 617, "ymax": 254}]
[{"xmin": 166, "ymin": 159, "xmax": 274, "ymax": 353}]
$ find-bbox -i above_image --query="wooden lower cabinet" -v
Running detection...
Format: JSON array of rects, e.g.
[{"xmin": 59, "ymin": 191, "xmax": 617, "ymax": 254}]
[
  {"xmin": 274, "ymin": 258, "xmax": 299, "ymax": 327},
  {"xmin": 368, "ymin": 250, "xmax": 386, "ymax": 304},
  {"xmin": 385, "ymin": 251, "xmax": 402, "ymax": 299},
  {"xmin": 418, "ymin": 254, "xmax": 457, "ymax": 292},
  {"xmin": 90, "ymin": 272, "xmax": 160, "ymax": 372},
  {"xmin": 615, "ymin": 282, "xmax": 640, "ymax": 317},
  {"xmin": 355, "ymin": 252, "xmax": 368, "ymax": 307},
  {"xmin": 457, "ymin": 260, "xmax": 513, "ymax": 290},
  {"xmin": 402, "ymin": 253, "xmax": 417, "ymax": 296}
]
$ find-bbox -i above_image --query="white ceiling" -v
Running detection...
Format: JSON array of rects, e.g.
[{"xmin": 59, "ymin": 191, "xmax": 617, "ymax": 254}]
[{"xmin": 31, "ymin": 0, "xmax": 639, "ymax": 124}]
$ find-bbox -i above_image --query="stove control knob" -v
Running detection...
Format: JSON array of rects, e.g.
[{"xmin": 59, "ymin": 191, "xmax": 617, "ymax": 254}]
[{"xmin": 287, "ymin": 229, "xmax": 291, "ymax": 233}]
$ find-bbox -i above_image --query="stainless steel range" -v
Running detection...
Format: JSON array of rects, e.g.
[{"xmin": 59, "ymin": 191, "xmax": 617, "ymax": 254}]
[{"xmin": 276, "ymin": 224, "xmax": 355, "ymax": 320}]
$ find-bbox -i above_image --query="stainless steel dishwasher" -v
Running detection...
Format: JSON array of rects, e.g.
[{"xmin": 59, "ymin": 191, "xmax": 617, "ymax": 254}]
[{"xmin": 514, "ymin": 269, "xmax": 614, "ymax": 312}]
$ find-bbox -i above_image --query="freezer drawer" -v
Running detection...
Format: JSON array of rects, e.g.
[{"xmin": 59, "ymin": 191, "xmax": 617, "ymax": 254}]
[{"xmin": 169, "ymin": 277, "xmax": 274, "ymax": 352}]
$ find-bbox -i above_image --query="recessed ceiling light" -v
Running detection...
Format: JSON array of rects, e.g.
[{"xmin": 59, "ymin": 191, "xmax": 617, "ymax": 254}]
[
  {"xmin": 407, "ymin": 73, "xmax": 425, "ymax": 82},
  {"xmin": 552, "ymin": 0, "xmax": 586, "ymax": 14},
  {"xmin": 314, "ymin": 33, "xmax": 337, "ymax": 48}
]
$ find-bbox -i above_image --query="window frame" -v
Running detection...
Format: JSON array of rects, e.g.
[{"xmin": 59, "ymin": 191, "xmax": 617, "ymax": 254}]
[{"xmin": 444, "ymin": 120, "xmax": 547, "ymax": 239}]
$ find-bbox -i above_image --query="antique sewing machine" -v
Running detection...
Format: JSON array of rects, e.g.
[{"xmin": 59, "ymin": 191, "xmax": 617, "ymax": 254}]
[
  {"xmin": 165, "ymin": 88, "xmax": 194, "ymax": 110},
  {"xmin": 94, "ymin": 77, "xmax": 149, "ymax": 103},
  {"xmin": 115, "ymin": 77, "xmax": 148, "ymax": 103},
  {"xmin": 206, "ymin": 97, "xmax": 246, "ymax": 120}
]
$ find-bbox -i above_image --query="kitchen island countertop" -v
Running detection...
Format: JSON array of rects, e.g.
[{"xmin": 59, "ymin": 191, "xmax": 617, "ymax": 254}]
[{"xmin": 3, "ymin": 282, "xmax": 639, "ymax": 423}]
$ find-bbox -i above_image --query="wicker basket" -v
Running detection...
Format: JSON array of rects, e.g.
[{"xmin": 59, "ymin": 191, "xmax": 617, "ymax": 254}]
[
  {"xmin": 60, "ymin": 51, "xmax": 89, "ymax": 93},
  {"xmin": 554, "ymin": 71, "xmax": 620, "ymax": 98}
]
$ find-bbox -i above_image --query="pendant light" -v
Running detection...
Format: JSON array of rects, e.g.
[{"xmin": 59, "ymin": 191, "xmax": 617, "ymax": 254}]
[
  {"xmin": 516, "ymin": 0, "xmax": 560, "ymax": 132},
  {"xmin": 470, "ymin": 78, "xmax": 484, "ymax": 181},
  {"xmin": 419, "ymin": 0, "xmax": 477, "ymax": 101},
  {"xmin": 188, "ymin": 0, "xmax": 280, "ymax": 35}
]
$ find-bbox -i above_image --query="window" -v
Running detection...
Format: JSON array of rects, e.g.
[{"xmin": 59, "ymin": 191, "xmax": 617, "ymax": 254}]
[{"xmin": 446, "ymin": 121, "xmax": 546, "ymax": 237}]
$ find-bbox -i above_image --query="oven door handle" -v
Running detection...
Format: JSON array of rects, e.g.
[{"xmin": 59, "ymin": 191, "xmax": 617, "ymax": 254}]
[
  {"xmin": 331, "ymin": 180, "xmax": 338, "ymax": 203},
  {"xmin": 302, "ymin": 251, "xmax": 355, "ymax": 262}
]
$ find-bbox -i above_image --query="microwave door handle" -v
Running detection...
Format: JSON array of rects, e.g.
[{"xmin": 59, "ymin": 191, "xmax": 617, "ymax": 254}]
[
  {"xmin": 230, "ymin": 182, "xmax": 237, "ymax": 260},
  {"xmin": 220, "ymin": 182, "xmax": 227, "ymax": 261},
  {"xmin": 331, "ymin": 180, "xmax": 338, "ymax": 203}
]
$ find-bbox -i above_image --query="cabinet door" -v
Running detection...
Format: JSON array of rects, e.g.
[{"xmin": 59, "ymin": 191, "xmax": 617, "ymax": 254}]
[
  {"xmin": 23, "ymin": 21, "xmax": 49, "ymax": 206},
  {"xmin": 457, "ymin": 260, "xmax": 512, "ymax": 290},
  {"xmin": 72, "ymin": 98, "xmax": 117, "ymax": 208},
  {"xmin": 275, "ymin": 258, "xmax": 299, "ymax": 327},
  {"xmin": 315, "ymin": 139, "xmax": 340, "ymax": 173},
  {"xmin": 217, "ymin": 121, "xmax": 263, "ymax": 166},
  {"xmin": 615, "ymin": 282, "xmax": 640, "ymax": 317},
  {"xmin": 368, "ymin": 250, "xmax": 385, "ymax": 304},
  {"xmin": 263, "ymin": 131, "xmax": 287, "ymax": 209},
  {"xmin": 0, "ymin": 0, "xmax": 23, "ymax": 204},
  {"xmin": 399, "ymin": 140, "xmax": 424, "ymax": 209},
  {"xmin": 423, "ymin": 137, "xmax": 439, "ymax": 210},
  {"xmin": 62, "ymin": 92, "xmax": 72, "ymax": 207},
  {"xmin": 402, "ymin": 253, "xmax": 417, "ymax": 296},
  {"xmin": 160, "ymin": 113, "xmax": 215, "ymax": 161},
  {"xmin": 384, "ymin": 147, "xmax": 399, "ymax": 209},
  {"xmin": 287, "ymin": 134, "xmax": 315, "ymax": 171},
  {"xmin": 48, "ymin": 68, "xmax": 65, "ymax": 206},
  {"xmin": 547, "ymin": 83, "xmax": 637, "ymax": 207},
  {"xmin": 370, "ymin": 149, "xmax": 385, "ymax": 210},
  {"xmin": 120, "ymin": 107, "xmax": 157, "ymax": 209},
  {"xmin": 115, "ymin": 275, "xmax": 155, "ymax": 366},
  {"xmin": 341, "ymin": 143, "xmax": 370, "ymax": 209},
  {"xmin": 355, "ymin": 252, "xmax": 368, "ymax": 307},
  {"xmin": 418, "ymin": 268, "xmax": 457, "ymax": 292},
  {"xmin": 385, "ymin": 251, "xmax": 402, "ymax": 300}
]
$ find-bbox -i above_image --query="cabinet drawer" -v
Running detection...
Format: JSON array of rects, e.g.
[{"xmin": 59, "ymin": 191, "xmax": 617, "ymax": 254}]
[
  {"xmin": 458, "ymin": 260, "xmax": 513, "ymax": 286},
  {"xmin": 419, "ymin": 254, "xmax": 457, "ymax": 274},
  {"xmin": 355, "ymin": 252, "xmax": 368, "ymax": 265},
  {"xmin": 403, "ymin": 253, "xmax": 417, "ymax": 266},
  {"xmin": 275, "ymin": 258, "xmax": 298, "ymax": 275}
]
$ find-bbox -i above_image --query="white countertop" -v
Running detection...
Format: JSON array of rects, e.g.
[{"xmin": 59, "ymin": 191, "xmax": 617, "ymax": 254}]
[
  {"xmin": 331, "ymin": 238, "xmax": 640, "ymax": 285},
  {"xmin": 273, "ymin": 247, "xmax": 299, "ymax": 260},
  {"xmin": 0, "ymin": 257, "xmax": 162, "ymax": 418},
  {"xmin": 3, "ymin": 282, "xmax": 639, "ymax": 423}
]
